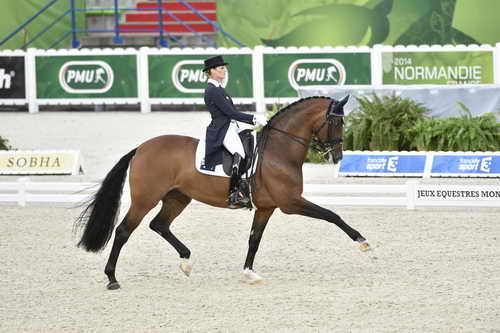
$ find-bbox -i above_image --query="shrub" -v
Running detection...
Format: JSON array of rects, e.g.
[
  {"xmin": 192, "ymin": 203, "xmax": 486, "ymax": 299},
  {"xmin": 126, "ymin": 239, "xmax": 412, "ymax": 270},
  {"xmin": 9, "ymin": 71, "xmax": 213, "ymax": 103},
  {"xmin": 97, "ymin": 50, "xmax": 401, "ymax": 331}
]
[
  {"xmin": 344, "ymin": 93, "xmax": 430, "ymax": 151},
  {"xmin": 409, "ymin": 102, "xmax": 500, "ymax": 151},
  {"xmin": 0, "ymin": 136, "xmax": 11, "ymax": 150}
]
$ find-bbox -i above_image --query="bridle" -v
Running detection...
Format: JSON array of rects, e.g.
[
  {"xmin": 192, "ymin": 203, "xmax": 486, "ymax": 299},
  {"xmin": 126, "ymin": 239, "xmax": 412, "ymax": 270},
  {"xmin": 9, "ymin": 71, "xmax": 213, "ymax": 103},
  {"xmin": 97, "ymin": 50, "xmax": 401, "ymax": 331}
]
[{"xmin": 264, "ymin": 97, "xmax": 347, "ymax": 157}]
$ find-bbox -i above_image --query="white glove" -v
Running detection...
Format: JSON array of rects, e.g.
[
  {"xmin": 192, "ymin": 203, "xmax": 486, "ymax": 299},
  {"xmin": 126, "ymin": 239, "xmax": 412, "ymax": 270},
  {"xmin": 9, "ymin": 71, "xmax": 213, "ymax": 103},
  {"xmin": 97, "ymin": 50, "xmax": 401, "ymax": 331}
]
[{"xmin": 254, "ymin": 114, "xmax": 268, "ymax": 126}]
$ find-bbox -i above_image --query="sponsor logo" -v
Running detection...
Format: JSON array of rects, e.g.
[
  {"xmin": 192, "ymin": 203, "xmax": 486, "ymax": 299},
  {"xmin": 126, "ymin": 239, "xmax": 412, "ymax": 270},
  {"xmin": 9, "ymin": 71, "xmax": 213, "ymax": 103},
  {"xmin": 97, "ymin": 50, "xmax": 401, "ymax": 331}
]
[
  {"xmin": 0, "ymin": 68, "xmax": 15, "ymax": 89},
  {"xmin": 58, "ymin": 61, "xmax": 114, "ymax": 94},
  {"xmin": 480, "ymin": 156, "xmax": 492, "ymax": 172},
  {"xmin": 172, "ymin": 60, "xmax": 228, "ymax": 93},
  {"xmin": 288, "ymin": 59, "xmax": 346, "ymax": 90},
  {"xmin": 366, "ymin": 156, "xmax": 399, "ymax": 172},
  {"xmin": 457, "ymin": 157, "xmax": 492, "ymax": 172},
  {"xmin": 387, "ymin": 156, "xmax": 399, "ymax": 172}
]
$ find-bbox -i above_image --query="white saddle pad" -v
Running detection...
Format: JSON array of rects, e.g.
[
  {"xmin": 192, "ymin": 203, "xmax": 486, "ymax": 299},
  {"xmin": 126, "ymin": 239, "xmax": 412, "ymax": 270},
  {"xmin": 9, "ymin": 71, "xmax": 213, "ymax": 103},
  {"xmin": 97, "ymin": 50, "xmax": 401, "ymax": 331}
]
[{"xmin": 195, "ymin": 131, "xmax": 258, "ymax": 178}]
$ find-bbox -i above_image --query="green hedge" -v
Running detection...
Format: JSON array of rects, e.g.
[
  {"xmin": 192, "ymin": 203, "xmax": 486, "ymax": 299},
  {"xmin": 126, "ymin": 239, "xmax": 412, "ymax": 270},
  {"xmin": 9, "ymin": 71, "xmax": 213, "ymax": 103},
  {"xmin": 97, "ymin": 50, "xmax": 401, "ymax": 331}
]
[
  {"xmin": 344, "ymin": 94, "xmax": 430, "ymax": 151},
  {"xmin": 0, "ymin": 136, "xmax": 11, "ymax": 150},
  {"xmin": 344, "ymin": 95, "xmax": 500, "ymax": 152}
]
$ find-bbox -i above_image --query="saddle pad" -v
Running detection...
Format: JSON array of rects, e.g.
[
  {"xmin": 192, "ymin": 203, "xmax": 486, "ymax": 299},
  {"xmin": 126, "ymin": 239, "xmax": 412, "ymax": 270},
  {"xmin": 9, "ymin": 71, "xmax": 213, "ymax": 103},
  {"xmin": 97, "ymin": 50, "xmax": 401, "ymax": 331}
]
[{"xmin": 195, "ymin": 131, "xmax": 258, "ymax": 178}]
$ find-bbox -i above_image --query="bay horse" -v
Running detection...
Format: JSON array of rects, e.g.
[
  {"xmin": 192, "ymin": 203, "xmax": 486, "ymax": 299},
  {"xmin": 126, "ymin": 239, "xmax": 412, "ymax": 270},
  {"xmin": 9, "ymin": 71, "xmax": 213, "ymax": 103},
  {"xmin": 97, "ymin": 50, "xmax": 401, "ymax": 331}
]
[{"xmin": 74, "ymin": 95, "xmax": 371, "ymax": 289}]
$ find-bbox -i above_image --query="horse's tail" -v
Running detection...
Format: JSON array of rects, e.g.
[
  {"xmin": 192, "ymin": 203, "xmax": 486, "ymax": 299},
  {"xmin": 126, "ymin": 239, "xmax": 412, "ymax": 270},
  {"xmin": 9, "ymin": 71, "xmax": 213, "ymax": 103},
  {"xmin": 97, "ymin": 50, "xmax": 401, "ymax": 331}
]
[{"xmin": 74, "ymin": 148, "xmax": 137, "ymax": 252}]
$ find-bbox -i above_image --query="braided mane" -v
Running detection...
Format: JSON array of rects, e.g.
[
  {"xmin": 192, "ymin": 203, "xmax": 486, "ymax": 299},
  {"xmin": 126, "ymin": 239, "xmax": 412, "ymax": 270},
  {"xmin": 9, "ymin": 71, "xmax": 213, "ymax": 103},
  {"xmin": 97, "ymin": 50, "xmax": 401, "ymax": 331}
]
[{"xmin": 267, "ymin": 96, "xmax": 333, "ymax": 125}]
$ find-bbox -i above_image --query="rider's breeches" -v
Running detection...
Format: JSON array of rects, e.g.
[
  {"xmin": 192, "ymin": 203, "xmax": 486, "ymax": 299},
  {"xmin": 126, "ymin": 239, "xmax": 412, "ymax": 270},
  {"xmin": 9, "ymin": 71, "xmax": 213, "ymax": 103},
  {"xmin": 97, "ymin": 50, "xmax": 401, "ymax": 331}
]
[{"xmin": 223, "ymin": 121, "xmax": 245, "ymax": 158}]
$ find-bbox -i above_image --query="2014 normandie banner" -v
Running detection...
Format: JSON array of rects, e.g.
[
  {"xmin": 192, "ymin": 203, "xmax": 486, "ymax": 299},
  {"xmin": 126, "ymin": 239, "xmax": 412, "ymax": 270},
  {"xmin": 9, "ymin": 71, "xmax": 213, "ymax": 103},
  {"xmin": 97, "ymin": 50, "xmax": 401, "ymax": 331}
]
[{"xmin": 1, "ymin": 44, "xmax": 500, "ymax": 113}]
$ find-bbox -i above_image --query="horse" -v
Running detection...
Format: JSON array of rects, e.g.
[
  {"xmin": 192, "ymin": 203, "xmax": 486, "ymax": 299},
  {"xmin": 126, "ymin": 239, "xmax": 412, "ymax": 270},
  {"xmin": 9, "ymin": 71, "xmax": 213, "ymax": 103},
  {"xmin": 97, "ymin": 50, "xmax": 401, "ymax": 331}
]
[{"xmin": 74, "ymin": 95, "xmax": 371, "ymax": 289}]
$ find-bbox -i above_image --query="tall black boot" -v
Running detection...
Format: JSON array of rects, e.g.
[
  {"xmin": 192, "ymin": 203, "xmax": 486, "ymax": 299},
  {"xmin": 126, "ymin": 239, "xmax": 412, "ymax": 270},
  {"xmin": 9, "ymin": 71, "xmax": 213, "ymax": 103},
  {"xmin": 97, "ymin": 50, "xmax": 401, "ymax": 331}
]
[{"xmin": 228, "ymin": 153, "xmax": 250, "ymax": 209}]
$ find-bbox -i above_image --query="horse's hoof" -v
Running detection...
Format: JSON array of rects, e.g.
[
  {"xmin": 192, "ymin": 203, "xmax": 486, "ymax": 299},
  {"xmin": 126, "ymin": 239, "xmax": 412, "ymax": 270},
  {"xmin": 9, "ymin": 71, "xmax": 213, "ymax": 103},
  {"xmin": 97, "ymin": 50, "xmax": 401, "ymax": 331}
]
[
  {"xmin": 359, "ymin": 241, "xmax": 372, "ymax": 252},
  {"xmin": 243, "ymin": 269, "xmax": 264, "ymax": 285},
  {"xmin": 107, "ymin": 282, "xmax": 120, "ymax": 290},
  {"xmin": 179, "ymin": 259, "xmax": 192, "ymax": 277}
]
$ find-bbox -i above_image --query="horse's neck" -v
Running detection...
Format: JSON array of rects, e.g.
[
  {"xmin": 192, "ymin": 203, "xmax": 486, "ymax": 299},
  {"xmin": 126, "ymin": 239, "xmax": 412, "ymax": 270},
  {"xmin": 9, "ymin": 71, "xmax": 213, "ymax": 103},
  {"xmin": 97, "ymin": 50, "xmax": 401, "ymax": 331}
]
[{"xmin": 265, "ymin": 107, "xmax": 319, "ymax": 165}]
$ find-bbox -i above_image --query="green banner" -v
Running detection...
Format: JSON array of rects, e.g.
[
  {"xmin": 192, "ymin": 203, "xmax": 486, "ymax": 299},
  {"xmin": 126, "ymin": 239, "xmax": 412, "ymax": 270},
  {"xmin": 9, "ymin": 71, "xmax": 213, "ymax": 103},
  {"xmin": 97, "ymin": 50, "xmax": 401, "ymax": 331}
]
[
  {"xmin": 149, "ymin": 54, "xmax": 253, "ymax": 98},
  {"xmin": 36, "ymin": 55, "xmax": 137, "ymax": 98},
  {"xmin": 217, "ymin": 0, "xmax": 500, "ymax": 48},
  {"xmin": 264, "ymin": 53, "xmax": 371, "ymax": 98},
  {"xmin": 382, "ymin": 51, "xmax": 494, "ymax": 85}
]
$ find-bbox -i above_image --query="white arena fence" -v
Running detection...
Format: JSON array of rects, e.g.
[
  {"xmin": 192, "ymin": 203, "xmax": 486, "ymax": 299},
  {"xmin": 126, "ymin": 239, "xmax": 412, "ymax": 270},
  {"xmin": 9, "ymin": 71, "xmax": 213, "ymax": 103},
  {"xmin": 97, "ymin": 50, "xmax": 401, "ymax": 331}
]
[{"xmin": 1, "ymin": 178, "xmax": 499, "ymax": 210}]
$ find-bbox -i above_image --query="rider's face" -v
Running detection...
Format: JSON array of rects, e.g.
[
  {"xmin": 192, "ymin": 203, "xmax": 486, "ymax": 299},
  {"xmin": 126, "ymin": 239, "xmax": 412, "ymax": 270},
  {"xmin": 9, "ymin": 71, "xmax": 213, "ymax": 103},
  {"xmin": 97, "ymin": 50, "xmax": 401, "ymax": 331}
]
[{"xmin": 209, "ymin": 66, "xmax": 226, "ymax": 82}]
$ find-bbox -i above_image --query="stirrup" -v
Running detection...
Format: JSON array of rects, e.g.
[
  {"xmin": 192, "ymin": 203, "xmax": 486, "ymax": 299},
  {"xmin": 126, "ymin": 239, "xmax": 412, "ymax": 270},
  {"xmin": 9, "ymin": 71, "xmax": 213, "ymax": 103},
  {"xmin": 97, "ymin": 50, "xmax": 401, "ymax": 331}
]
[{"xmin": 228, "ymin": 190, "xmax": 250, "ymax": 209}]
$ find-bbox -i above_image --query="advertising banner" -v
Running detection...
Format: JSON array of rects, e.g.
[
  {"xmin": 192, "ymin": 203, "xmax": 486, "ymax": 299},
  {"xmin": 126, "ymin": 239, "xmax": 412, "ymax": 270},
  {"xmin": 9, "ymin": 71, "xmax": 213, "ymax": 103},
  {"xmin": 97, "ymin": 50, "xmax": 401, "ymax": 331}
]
[
  {"xmin": 263, "ymin": 52, "xmax": 371, "ymax": 98},
  {"xmin": 414, "ymin": 185, "xmax": 500, "ymax": 203},
  {"xmin": 0, "ymin": 56, "xmax": 25, "ymax": 99},
  {"xmin": 0, "ymin": 150, "xmax": 83, "ymax": 175},
  {"xmin": 382, "ymin": 51, "xmax": 494, "ymax": 85},
  {"xmin": 430, "ymin": 154, "xmax": 500, "ymax": 177},
  {"xmin": 35, "ymin": 55, "xmax": 138, "ymax": 98},
  {"xmin": 339, "ymin": 152, "xmax": 427, "ymax": 176},
  {"xmin": 148, "ymin": 54, "xmax": 253, "ymax": 98},
  {"xmin": 217, "ymin": 0, "xmax": 500, "ymax": 48}
]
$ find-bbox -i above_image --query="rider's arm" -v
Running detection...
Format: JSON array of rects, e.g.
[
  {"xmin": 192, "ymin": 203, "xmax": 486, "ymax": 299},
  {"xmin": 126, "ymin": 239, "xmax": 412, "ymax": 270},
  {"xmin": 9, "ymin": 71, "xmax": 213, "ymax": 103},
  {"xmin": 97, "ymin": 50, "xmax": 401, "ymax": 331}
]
[{"xmin": 210, "ymin": 87, "xmax": 255, "ymax": 125}]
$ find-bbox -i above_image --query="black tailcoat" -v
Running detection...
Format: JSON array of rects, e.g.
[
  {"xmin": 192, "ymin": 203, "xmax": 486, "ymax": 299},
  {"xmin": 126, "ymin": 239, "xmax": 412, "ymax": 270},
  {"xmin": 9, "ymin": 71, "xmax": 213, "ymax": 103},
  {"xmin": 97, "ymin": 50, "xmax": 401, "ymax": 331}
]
[{"xmin": 204, "ymin": 82, "xmax": 254, "ymax": 168}]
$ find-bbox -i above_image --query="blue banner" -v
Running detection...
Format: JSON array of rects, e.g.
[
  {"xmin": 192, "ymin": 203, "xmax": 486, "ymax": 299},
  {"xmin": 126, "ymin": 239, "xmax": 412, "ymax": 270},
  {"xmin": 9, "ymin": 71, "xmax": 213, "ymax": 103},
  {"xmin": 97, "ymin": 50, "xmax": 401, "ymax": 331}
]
[
  {"xmin": 339, "ymin": 154, "xmax": 427, "ymax": 175},
  {"xmin": 431, "ymin": 155, "xmax": 500, "ymax": 175}
]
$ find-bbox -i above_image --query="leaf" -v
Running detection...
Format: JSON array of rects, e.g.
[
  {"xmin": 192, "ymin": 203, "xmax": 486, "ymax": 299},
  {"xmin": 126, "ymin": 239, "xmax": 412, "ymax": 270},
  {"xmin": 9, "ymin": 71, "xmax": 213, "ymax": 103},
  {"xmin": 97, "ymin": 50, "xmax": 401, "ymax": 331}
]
[{"xmin": 263, "ymin": 16, "xmax": 372, "ymax": 47}]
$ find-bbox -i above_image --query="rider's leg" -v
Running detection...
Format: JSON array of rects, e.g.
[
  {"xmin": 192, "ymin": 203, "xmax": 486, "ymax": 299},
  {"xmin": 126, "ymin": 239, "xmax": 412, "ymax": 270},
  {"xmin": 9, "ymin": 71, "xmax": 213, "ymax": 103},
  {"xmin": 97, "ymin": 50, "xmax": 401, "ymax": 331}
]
[{"xmin": 223, "ymin": 122, "xmax": 248, "ymax": 207}]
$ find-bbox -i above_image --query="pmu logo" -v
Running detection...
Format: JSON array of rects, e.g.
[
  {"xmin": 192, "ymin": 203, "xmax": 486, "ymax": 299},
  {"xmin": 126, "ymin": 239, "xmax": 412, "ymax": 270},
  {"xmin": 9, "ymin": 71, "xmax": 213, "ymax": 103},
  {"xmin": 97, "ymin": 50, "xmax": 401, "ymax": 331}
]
[
  {"xmin": 58, "ymin": 61, "xmax": 114, "ymax": 94},
  {"xmin": 288, "ymin": 59, "xmax": 346, "ymax": 90},
  {"xmin": 172, "ymin": 60, "xmax": 228, "ymax": 93},
  {"xmin": 0, "ymin": 68, "xmax": 14, "ymax": 89}
]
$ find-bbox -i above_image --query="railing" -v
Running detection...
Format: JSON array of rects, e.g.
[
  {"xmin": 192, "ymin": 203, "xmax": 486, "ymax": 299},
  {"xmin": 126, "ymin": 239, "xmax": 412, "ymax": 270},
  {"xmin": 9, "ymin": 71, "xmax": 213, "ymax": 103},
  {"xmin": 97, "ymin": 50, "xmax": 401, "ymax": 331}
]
[
  {"xmin": 0, "ymin": 0, "xmax": 243, "ymax": 50},
  {"xmin": 2, "ymin": 179, "xmax": 500, "ymax": 209},
  {"xmin": 0, "ymin": 0, "xmax": 77, "ymax": 49}
]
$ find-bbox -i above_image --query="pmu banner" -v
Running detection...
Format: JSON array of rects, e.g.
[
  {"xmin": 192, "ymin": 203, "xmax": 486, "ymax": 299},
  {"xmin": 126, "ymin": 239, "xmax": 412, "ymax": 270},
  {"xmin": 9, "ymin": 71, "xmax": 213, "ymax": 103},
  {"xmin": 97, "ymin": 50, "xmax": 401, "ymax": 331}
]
[
  {"xmin": 148, "ymin": 54, "xmax": 253, "ymax": 98},
  {"xmin": 382, "ymin": 50, "xmax": 494, "ymax": 85},
  {"xmin": 0, "ymin": 56, "xmax": 26, "ymax": 99},
  {"xmin": 430, "ymin": 153, "xmax": 500, "ymax": 177},
  {"xmin": 35, "ymin": 55, "xmax": 138, "ymax": 98},
  {"xmin": 263, "ymin": 52, "xmax": 371, "ymax": 98},
  {"xmin": 339, "ymin": 152, "xmax": 427, "ymax": 176}
]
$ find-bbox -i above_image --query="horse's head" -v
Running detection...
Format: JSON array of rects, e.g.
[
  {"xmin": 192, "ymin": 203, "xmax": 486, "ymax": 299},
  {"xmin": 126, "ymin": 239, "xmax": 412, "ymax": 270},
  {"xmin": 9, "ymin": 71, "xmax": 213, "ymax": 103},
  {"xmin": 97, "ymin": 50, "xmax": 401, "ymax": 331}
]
[{"xmin": 312, "ymin": 95, "xmax": 348, "ymax": 164}]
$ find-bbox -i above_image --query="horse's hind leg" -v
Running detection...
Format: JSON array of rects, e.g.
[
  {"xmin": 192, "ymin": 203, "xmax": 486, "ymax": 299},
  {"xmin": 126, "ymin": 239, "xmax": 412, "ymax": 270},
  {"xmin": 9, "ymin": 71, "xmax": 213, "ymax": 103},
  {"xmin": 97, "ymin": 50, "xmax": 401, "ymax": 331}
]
[
  {"xmin": 149, "ymin": 189, "xmax": 193, "ymax": 276},
  {"xmin": 104, "ymin": 202, "xmax": 152, "ymax": 290}
]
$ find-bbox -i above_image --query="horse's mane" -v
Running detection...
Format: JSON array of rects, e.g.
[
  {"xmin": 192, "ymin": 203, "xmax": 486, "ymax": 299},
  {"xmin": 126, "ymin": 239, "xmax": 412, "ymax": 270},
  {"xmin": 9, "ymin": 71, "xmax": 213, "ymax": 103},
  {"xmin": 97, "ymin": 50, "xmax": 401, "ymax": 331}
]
[{"xmin": 267, "ymin": 96, "xmax": 333, "ymax": 125}]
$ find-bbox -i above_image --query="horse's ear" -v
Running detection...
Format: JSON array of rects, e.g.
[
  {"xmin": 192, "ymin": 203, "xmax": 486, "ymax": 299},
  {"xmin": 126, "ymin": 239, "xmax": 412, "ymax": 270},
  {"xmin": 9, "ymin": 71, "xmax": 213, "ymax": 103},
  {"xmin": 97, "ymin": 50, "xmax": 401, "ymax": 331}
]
[
  {"xmin": 329, "ymin": 95, "xmax": 349, "ymax": 116},
  {"xmin": 339, "ymin": 95, "xmax": 349, "ymax": 107}
]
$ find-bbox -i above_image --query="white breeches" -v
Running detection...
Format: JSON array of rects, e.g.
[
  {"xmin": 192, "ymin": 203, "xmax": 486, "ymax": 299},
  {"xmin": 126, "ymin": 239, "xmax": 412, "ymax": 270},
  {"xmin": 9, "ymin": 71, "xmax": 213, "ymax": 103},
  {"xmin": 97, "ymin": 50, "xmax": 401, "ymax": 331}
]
[{"xmin": 223, "ymin": 121, "xmax": 245, "ymax": 158}]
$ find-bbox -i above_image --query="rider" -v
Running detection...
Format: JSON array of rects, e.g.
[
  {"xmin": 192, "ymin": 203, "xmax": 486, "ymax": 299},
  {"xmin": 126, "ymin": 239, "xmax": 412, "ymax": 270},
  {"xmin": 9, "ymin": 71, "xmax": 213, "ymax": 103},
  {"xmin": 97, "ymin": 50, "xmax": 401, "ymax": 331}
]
[{"xmin": 202, "ymin": 55, "xmax": 268, "ymax": 208}]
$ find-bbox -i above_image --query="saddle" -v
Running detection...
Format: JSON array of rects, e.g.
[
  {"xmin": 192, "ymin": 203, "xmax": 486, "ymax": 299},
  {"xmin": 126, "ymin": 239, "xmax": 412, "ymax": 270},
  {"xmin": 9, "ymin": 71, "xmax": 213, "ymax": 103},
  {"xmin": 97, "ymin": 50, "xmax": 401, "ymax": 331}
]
[{"xmin": 196, "ymin": 129, "xmax": 258, "ymax": 178}]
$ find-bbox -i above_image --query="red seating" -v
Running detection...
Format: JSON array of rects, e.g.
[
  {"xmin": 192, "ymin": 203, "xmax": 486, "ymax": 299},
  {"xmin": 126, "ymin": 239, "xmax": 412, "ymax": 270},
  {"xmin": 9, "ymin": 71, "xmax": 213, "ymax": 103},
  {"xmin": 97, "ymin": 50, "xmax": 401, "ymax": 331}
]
[{"xmin": 119, "ymin": 1, "xmax": 217, "ymax": 34}]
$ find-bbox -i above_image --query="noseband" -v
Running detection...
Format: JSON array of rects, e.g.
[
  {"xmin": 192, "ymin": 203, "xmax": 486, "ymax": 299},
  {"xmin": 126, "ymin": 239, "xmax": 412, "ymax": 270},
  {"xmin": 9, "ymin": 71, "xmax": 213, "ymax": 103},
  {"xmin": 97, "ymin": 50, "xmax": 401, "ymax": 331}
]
[{"xmin": 311, "ymin": 100, "xmax": 344, "ymax": 155}]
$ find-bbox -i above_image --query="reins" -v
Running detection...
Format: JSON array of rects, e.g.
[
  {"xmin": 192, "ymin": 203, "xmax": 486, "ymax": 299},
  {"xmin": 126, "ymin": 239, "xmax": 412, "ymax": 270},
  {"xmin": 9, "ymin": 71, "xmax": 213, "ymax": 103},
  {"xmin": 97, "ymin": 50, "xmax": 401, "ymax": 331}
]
[{"xmin": 264, "ymin": 124, "xmax": 309, "ymax": 148}]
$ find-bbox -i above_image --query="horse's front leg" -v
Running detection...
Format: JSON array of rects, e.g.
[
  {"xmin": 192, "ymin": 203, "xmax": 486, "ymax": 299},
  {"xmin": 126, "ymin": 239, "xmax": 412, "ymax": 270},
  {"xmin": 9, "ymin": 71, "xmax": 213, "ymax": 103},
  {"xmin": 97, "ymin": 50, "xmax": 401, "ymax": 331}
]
[
  {"xmin": 242, "ymin": 208, "xmax": 275, "ymax": 284},
  {"xmin": 280, "ymin": 197, "xmax": 371, "ymax": 252}
]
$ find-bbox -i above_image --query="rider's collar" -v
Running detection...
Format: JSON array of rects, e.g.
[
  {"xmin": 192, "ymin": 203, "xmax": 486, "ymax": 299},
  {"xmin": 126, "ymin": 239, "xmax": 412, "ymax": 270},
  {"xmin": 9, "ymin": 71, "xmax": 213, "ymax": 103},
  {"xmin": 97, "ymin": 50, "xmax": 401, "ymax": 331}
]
[{"xmin": 208, "ymin": 78, "xmax": 222, "ymax": 87}]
